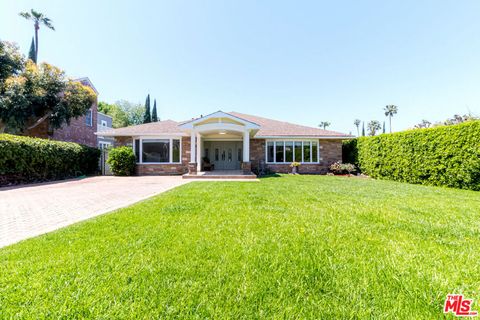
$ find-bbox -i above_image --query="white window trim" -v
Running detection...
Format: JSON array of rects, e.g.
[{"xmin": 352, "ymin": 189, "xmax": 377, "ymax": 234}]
[
  {"xmin": 133, "ymin": 136, "xmax": 182, "ymax": 164},
  {"xmin": 265, "ymin": 139, "xmax": 320, "ymax": 164},
  {"xmin": 85, "ymin": 109, "xmax": 93, "ymax": 127}
]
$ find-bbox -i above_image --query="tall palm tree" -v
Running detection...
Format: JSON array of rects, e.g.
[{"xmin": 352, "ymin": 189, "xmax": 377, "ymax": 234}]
[
  {"xmin": 319, "ymin": 121, "xmax": 331, "ymax": 130},
  {"xmin": 19, "ymin": 9, "xmax": 55, "ymax": 62},
  {"xmin": 384, "ymin": 105, "xmax": 398, "ymax": 133},
  {"xmin": 367, "ymin": 120, "xmax": 382, "ymax": 136},
  {"xmin": 354, "ymin": 119, "xmax": 361, "ymax": 136}
]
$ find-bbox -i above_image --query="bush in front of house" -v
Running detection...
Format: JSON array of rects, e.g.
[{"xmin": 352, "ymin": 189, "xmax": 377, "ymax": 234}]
[
  {"xmin": 107, "ymin": 146, "xmax": 136, "ymax": 176},
  {"xmin": 0, "ymin": 134, "xmax": 100, "ymax": 186},
  {"xmin": 353, "ymin": 120, "xmax": 480, "ymax": 190},
  {"xmin": 329, "ymin": 161, "xmax": 356, "ymax": 175}
]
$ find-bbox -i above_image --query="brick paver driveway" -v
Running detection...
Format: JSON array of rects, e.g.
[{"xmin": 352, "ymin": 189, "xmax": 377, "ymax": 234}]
[{"xmin": 0, "ymin": 176, "xmax": 190, "ymax": 248}]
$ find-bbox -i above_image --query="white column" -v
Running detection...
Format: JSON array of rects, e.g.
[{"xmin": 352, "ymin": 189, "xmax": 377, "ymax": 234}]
[
  {"xmin": 190, "ymin": 131, "xmax": 196, "ymax": 163},
  {"xmin": 243, "ymin": 130, "xmax": 250, "ymax": 162},
  {"xmin": 196, "ymin": 133, "xmax": 202, "ymax": 171}
]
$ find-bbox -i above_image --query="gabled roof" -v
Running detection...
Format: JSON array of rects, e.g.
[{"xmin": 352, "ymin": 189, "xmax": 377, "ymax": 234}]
[
  {"xmin": 228, "ymin": 112, "xmax": 351, "ymax": 138},
  {"xmin": 74, "ymin": 77, "xmax": 99, "ymax": 95},
  {"xmin": 98, "ymin": 120, "xmax": 186, "ymax": 137},
  {"xmin": 179, "ymin": 110, "xmax": 260, "ymax": 129}
]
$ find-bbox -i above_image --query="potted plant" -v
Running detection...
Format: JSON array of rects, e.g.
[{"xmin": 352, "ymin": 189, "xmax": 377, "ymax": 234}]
[{"xmin": 290, "ymin": 162, "xmax": 301, "ymax": 174}]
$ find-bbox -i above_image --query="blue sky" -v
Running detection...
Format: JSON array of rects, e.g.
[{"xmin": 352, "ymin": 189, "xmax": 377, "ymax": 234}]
[{"xmin": 2, "ymin": 0, "xmax": 480, "ymax": 134}]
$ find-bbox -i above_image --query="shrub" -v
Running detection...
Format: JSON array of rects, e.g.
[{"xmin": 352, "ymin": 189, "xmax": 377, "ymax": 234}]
[
  {"xmin": 329, "ymin": 161, "xmax": 356, "ymax": 175},
  {"xmin": 0, "ymin": 134, "xmax": 100, "ymax": 186},
  {"xmin": 107, "ymin": 146, "xmax": 136, "ymax": 176},
  {"xmin": 354, "ymin": 121, "xmax": 480, "ymax": 190},
  {"xmin": 342, "ymin": 139, "xmax": 358, "ymax": 166}
]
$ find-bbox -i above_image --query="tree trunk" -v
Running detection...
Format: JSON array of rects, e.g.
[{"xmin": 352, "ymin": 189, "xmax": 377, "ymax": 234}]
[
  {"xmin": 34, "ymin": 22, "xmax": 39, "ymax": 62},
  {"xmin": 27, "ymin": 111, "xmax": 52, "ymax": 130},
  {"xmin": 389, "ymin": 116, "xmax": 392, "ymax": 133},
  {"xmin": 0, "ymin": 121, "xmax": 6, "ymax": 133}
]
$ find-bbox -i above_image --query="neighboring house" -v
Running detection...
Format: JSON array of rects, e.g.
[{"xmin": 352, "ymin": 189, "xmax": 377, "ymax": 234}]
[
  {"xmin": 98, "ymin": 111, "xmax": 352, "ymax": 176},
  {"xmin": 96, "ymin": 112, "xmax": 114, "ymax": 149},
  {"xmin": 25, "ymin": 77, "xmax": 99, "ymax": 148}
]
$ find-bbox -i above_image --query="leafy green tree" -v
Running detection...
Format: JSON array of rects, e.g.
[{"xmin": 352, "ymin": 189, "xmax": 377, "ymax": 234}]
[
  {"xmin": 0, "ymin": 60, "xmax": 96, "ymax": 133},
  {"xmin": 0, "ymin": 41, "xmax": 24, "ymax": 85},
  {"xmin": 354, "ymin": 119, "xmax": 361, "ymax": 136},
  {"xmin": 28, "ymin": 37, "xmax": 36, "ymax": 63},
  {"xmin": 143, "ymin": 94, "xmax": 151, "ymax": 123},
  {"xmin": 152, "ymin": 99, "xmax": 158, "ymax": 122},
  {"xmin": 384, "ymin": 104, "xmax": 398, "ymax": 133},
  {"xmin": 19, "ymin": 9, "xmax": 55, "ymax": 62},
  {"xmin": 319, "ymin": 121, "xmax": 331, "ymax": 130},
  {"xmin": 116, "ymin": 100, "xmax": 144, "ymax": 125},
  {"xmin": 367, "ymin": 120, "xmax": 382, "ymax": 136},
  {"xmin": 98, "ymin": 102, "xmax": 129, "ymax": 128}
]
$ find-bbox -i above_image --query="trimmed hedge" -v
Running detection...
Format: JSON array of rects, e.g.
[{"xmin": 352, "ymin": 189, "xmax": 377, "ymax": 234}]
[
  {"xmin": 107, "ymin": 146, "xmax": 136, "ymax": 176},
  {"xmin": 0, "ymin": 134, "xmax": 100, "ymax": 186},
  {"xmin": 346, "ymin": 121, "xmax": 480, "ymax": 190}
]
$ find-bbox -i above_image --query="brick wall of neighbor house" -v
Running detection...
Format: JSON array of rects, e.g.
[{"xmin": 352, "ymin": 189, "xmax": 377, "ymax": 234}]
[
  {"xmin": 114, "ymin": 137, "xmax": 190, "ymax": 175},
  {"xmin": 25, "ymin": 101, "xmax": 98, "ymax": 147},
  {"xmin": 249, "ymin": 138, "xmax": 343, "ymax": 174}
]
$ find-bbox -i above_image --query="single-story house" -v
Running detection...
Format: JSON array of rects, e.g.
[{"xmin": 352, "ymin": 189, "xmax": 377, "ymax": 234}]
[{"xmin": 98, "ymin": 111, "xmax": 352, "ymax": 176}]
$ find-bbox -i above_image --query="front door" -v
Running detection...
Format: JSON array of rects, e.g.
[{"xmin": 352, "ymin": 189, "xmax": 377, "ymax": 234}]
[{"xmin": 210, "ymin": 141, "xmax": 242, "ymax": 170}]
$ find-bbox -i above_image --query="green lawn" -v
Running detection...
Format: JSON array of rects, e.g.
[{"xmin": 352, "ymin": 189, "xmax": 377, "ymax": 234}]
[{"xmin": 1, "ymin": 175, "xmax": 479, "ymax": 319}]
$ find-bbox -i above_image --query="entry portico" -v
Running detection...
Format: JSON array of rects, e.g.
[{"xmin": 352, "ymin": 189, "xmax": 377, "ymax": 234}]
[{"xmin": 178, "ymin": 111, "xmax": 260, "ymax": 174}]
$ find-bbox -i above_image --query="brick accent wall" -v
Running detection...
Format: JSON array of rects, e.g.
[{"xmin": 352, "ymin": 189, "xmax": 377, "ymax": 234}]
[
  {"xmin": 25, "ymin": 101, "xmax": 98, "ymax": 147},
  {"xmin": 249, "ymin": 138, "xmax": 342, "ymax": 174},
  {"xmin": 114, "ymin": 136, "xmax": 190, "ymax": 175}
]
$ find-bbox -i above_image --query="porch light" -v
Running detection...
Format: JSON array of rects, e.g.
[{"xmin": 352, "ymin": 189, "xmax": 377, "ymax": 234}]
[{"xmin": 219, "ymin": 130, "xmax": 227, "ymax": 135}]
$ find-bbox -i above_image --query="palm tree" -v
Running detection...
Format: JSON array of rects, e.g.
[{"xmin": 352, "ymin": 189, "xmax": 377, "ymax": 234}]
[
  {"xmin": 367, "ymin": 120, "xmax": 382, "ymax": 136},
  {"xmin": 19, "ymin": 9, "xmax": 55, "ymax": 62},
  {"xmin": 384, "ymin": 105, "xmax": 398, "ymax": 133},
  {"xmin": 319, "ymin": 121, "xmax": 331, "ymax": 130},
  {"xmin": 354, "ymin": 119, "xmax": 361, "ymax": 136}
]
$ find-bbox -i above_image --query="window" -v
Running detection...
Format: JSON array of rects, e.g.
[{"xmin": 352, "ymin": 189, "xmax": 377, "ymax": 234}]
[
  {"xmin": 142, "ymin": 139, "xmax": 169, "ymax": 163},
  {"xmin": 139, "ymin": 138, "xmax": 181, "ymax": 163},
  {"xmin": 303, "ymin": 141, "xmax": 311, "ymax": 162},
  {"xmin": 205, "ymin": 148, "xmax": 209, "ymax": 160},
  {"xmin": 267, "ymin": 142, "xmax": 274, "ymax": 163},
  {"xmin": 172, "ymin": 139, "xmax": 180, "ymax": 163},
  {"xmin": 134, "ymin": 139, "xmax": 140, "ymax": 162},
  {"xmin": 266, "ymin": 140, "xmax": 319, "ymax": 163},
  {"xmin": 312, "ymin": 141, "xmax": 318, "ymax": 162},
  {"xmin": 215, "ymin": 148, "xmax": 219, "ymax": 161},
  {"xmin": 238, "ymin": 148, "xmax": 242, "ymax": 162},
  {"xmin": 228, "ymin": 148, "xmax": 232, "ymax": 162},
  {"xmin": 85, "ymin": 109, "xmax": 92, "ymax": 126},
  {"xmin": 285, "ymin": 141, "xmax": 293, "ymax": 162},
  {"xmin": 101, "ymin": 120, "xmax": 107, "ymax": 127},
  {"xmin": 275, "ymin": 141, "xmax": 284, "ymax": 163},
  {"xmin": 294, "ymin": 141, "xmax": 302, "ymax": 162}
]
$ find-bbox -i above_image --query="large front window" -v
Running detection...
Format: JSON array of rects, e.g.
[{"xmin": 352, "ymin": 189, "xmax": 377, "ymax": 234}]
[
  {"xmin": 265, "ymin": 140, "xmax": 319, "ymax": 163},
  {"xmin": 135, "ymin": 138, "xmax": 181, "ymax": 163}
]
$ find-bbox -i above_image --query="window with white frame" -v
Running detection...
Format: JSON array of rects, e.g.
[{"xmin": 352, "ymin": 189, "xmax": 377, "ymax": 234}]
[
  {"xmin": 134, "ymin": 138, "xmax": 181, "ymax": 164},
  {"xmin": 266, "ymin": 140, "xmax": 319, "ymax": 163},
  {"xmin": 85, "ymin": 109, "xmax": 93, "ymax": 126}
]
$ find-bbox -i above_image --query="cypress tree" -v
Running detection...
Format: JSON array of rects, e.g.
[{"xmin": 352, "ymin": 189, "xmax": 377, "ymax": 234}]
[
  {"xmin": 28, "ymin": 37, "xmax": 36, "ymax": 63},
  {"xmin": 152, "ymin": 99, "xmax": 158, "ymax": 122},
  {"xmin": 362, "ymin": 122, "xmax": 365, "ymax": 136},
  {"xmin": 143, "ymin": 94, "xmax": 151, "ymax": 123}
]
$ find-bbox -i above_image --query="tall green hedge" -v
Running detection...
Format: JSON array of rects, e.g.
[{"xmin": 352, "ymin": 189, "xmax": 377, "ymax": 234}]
[
  {"xmin": 0, "ymin": 134, "xmax": 100, "ymax": 186},
  {"xmin": 348, "ymin": 121, "xmax": 480, "ymax": 191}
]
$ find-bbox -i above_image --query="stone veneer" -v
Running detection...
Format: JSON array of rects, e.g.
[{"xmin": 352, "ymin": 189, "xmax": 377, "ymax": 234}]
[
  {"xmin": 249, "ymin": 138, "xmax": 342, "ymax": 174},
  {"xmin": 115, "ymin": 137, "xmax": 342, "ymax": 176}
]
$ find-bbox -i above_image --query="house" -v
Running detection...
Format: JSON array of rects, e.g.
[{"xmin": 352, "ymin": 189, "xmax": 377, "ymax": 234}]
[
  {"xmin": 25, "ymin": 77, "xmax": 99, "ymax": 148},
  {"xmin": 96, "ymin": 112, "xmax": 114, "ymax": 149},
  {"xmin": 98, "ymin": 111, "xmax": 352, "ymax": 176}
]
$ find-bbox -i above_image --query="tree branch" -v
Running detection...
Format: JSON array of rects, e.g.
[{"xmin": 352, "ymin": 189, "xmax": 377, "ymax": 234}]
[{"xmin": 27, "ymin": 111, "xmax": 52, "ymax": 130}]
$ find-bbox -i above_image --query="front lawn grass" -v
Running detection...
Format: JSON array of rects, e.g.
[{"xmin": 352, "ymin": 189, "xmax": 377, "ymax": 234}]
[{"xmin": 1, "ymin": 175, "xmax": 479, "ymax": 319}]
